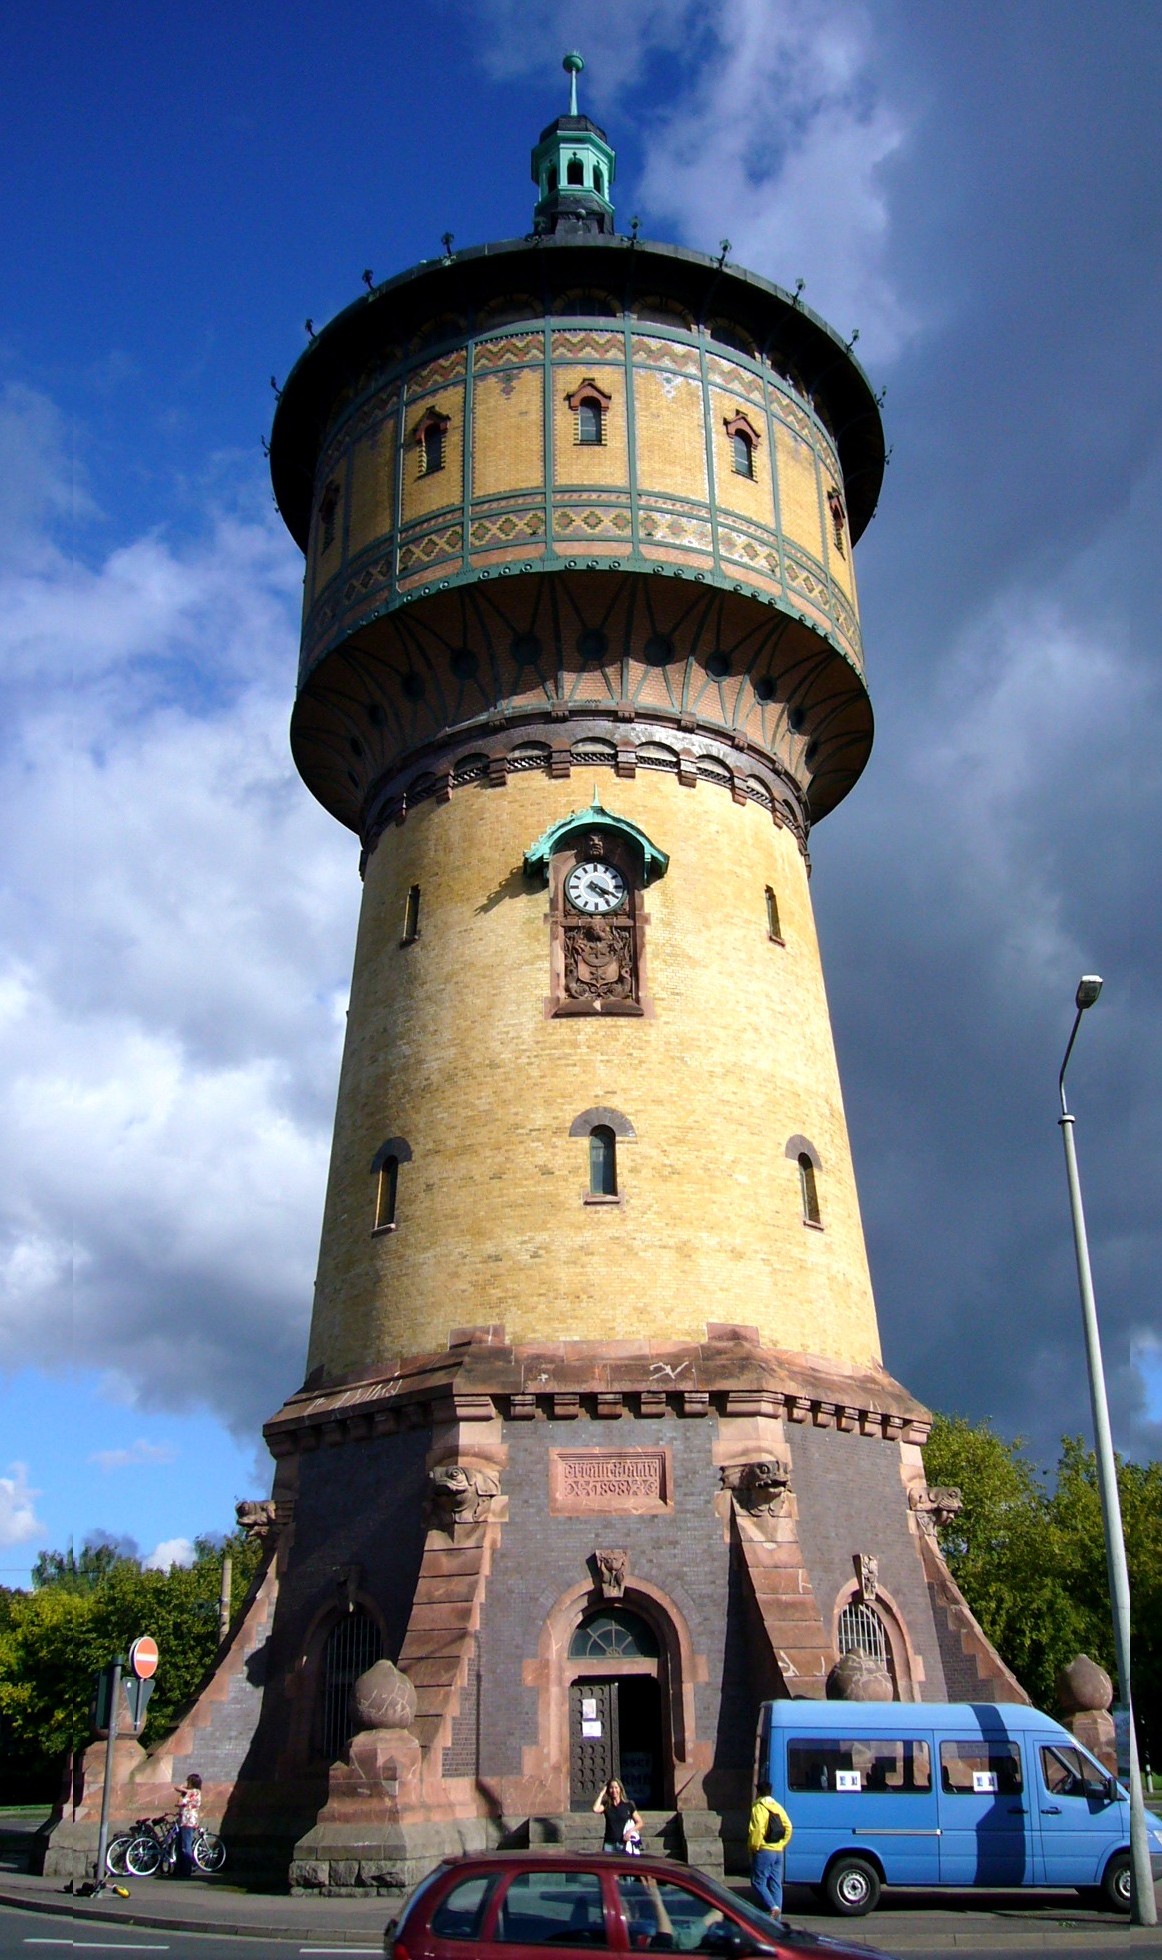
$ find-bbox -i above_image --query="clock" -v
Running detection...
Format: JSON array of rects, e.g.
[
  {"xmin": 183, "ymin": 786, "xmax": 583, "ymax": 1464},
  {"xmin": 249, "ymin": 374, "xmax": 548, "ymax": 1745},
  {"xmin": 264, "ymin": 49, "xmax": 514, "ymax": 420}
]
[{"xmin": 565, "ymin": 860, "xmax": 627, "ymax": 914}]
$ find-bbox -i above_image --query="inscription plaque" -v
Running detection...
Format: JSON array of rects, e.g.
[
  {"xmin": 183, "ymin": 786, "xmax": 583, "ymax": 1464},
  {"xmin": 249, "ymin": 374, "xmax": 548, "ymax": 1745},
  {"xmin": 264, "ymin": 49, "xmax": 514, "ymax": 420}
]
[{"xmin": 549, "ymin": 1447, "xmax": 672, "ymax": 1516}]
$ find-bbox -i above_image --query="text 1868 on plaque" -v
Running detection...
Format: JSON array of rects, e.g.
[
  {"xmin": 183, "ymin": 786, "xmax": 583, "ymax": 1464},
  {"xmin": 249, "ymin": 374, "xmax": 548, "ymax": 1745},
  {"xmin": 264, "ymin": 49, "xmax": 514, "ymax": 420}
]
[{"xmin": 549, "ymin": 1447, "xmax": 672, "ymax": 1516}]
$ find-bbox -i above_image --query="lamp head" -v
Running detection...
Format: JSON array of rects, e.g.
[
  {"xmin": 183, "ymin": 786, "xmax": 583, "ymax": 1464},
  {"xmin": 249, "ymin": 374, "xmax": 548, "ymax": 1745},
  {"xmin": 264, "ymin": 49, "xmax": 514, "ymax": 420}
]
[{"xmin": 1076, "ymin": 975, "xmax": 1103, "ymax": 1011}]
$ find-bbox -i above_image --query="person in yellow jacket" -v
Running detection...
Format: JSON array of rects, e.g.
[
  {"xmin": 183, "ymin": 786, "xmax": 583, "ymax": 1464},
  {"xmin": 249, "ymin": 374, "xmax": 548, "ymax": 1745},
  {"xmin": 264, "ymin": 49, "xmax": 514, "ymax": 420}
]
[{"xmin": 747, "ymin": 1782, "xmax": 793, "ymax": 1915}]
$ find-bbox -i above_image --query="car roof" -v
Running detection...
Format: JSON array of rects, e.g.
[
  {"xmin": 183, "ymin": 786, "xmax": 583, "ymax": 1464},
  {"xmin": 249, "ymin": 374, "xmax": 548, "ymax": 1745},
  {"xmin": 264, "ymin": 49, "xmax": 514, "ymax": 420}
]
[{"xmin": 433, "ymin": 1850, "xmax": 702, "ymax": 1874}]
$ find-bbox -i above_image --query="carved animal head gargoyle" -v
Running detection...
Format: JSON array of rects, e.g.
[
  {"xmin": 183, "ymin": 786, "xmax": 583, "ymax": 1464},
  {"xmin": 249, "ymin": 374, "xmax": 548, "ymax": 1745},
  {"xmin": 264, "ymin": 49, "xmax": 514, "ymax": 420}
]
[
  {"xmin": 908, "ymin": 1485, "xmax": 963, "ymax": 1534},
  {"xmin": 235, "ymin": 1498, "xmax": 279, "ymax": 1541},
  {"xmin": 427, "ymin": 1462, "xmax": 502, "ymax": 1527},
  {"xmin": 719, "ymin": 1457, "xmax": 792, "ymax": 1517}
]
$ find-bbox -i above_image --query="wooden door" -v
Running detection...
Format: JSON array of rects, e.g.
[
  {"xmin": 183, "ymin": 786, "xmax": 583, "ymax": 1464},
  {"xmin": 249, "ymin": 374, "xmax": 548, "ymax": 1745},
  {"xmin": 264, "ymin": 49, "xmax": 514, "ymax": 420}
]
[{"xmin": 569, "ymin": 1678, "xmax": 619, "ymax": 1809}]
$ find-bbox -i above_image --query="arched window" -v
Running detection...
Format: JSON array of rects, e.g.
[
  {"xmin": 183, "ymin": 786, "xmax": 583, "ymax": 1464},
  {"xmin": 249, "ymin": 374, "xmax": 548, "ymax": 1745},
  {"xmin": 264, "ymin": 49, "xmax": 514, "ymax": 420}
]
[
  {"xmin": 319, "ymin": 481, "xmax": 340, "ymax": 554},
  {"xmin": 570, "ymin": 1609, "xmax": 658, "ymax": 1659},
  {"xmin": 413, "ymin": 406, "xmax": 450, "ymax": 479},
  {"xmin": 799, "ymin": 1153, "xmax": 821, "ymax": 1226},
  {"xmin": 577, "ymin": 400, "xmax": 602, "ymax": 445},
  {"xmin": 547, "ymin": 165, "xmax": 558, "ymax": 193},
  {"xmin": 423, "ymin": 422, "xmax": 445, "ymax": 475},
  {"xmin": 732, "ymin": 430, "xmax": 754, "ymax": 479},
  {"xmin": 401, "ymin": 884, "xmax": 421, "ymax": 946},
  {"xmin": 827, "ymin": 485, "xmax": 847, "ymax": 557},
  {"xmin": 590, "ymin": 1125, "xmax": 617, "ymax": 1197},
  {"xmin": 837, "ymin": 1600, "xmax": 889, "ymax": 1670},
  {"xmin": 566, "ymin": 378, "xmax": 611, "ymax": 449},
  {"xmin": 765, "ymin": 886, "xmax": 782, "ymax": 943},
  {"xmin": 593, "ymin": 166, "xmax": 604, "ymax": 197},
  {"xmin": 318, "ymin": 1610, "xmax": 384, "ymax": 1762},
  {"xmin": 567, "ymin": 156, "xmax": 585, "ymax": 186},
  {"xmin": 375, "ymin": 1157, "xmax": 399, "ymax": 1231},
  {"xmin": 371, "ymin": 1136, "xmax": 412, "ymax": 1233}
]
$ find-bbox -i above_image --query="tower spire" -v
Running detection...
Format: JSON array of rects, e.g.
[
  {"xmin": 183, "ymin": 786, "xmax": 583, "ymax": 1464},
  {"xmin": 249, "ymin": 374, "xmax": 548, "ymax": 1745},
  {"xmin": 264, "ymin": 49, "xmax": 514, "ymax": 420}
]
[
  {"xmin": 530, "ymin": 52, "xmax": 616, "ymax": 236},
  {"xmin": 564, "ymin": 50, "xmax": 583, "ymax": 117}
]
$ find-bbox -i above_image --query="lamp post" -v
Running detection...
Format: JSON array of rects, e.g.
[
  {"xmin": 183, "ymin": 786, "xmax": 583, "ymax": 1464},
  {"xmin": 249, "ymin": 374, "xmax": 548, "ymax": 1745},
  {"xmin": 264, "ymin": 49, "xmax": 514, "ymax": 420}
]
[{"xmin": 1058, "ymin": 975, "xmax": 1157, "ymax": 1924}]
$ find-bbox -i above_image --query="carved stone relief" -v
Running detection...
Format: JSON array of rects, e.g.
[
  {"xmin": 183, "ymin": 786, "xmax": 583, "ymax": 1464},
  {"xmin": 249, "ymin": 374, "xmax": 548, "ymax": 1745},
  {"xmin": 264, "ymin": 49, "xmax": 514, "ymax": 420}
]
[
  {"xmin": 594, "ymin": 1548, "xmax": 628, "ymax": 1599},
  {"xmin": 908, "ymin": 1485, "xmax": 963, "ymax": 1535},
  {"xmin": 427, "ymin": 1463, "xmax": 503, "ymax": 1526},
  {"xmin": 853, "ymin": 1551, "xmax": 879, "ymax": 1602},
  {"xmin": 719, "ymin": 1457, "xmax": 792, "ymax": 1517}
]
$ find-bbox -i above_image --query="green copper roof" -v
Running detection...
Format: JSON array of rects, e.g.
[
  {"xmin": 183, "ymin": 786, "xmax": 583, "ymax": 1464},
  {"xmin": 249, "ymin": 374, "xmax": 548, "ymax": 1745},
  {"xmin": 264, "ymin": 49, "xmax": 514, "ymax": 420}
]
[{"xmin": 524, "ymin": 795, "xmax": 669, "ymax": 883}]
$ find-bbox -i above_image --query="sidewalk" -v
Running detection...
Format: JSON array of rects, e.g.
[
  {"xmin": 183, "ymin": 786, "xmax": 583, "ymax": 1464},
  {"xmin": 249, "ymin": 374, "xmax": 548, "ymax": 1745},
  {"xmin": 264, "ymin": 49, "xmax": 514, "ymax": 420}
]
[{"xmin": 1, "ymin": 1869, "xmax": 1160, "ymax": 1949}]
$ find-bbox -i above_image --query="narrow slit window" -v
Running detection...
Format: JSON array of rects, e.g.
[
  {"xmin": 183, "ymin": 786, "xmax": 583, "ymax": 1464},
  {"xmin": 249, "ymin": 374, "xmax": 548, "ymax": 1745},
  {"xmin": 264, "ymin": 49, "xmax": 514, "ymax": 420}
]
[
  {"xmin": 319, "ymin": 482, "xmax": 340, "ymax": 554},
  {"xmin": 567, "ymin": 156, "xmax": 585, "ymax": 186},
  {"xmin": 577, "ymin": 400, "xmax": 602, "ymax": 446},
  {"xmin": 589, "ymin": 1125, "xmax": 617, "ymax": 1198},
  {"xmin": 765, "ymin": 886, "xmax": 782, "ymax": 942},
  {"xmin": 423, "ymin": 422, "xmax": 445, "ymax": 475},
  {"xmin": 732, "ymin": 430, "xmax": 755, "ymax": 479},
  {"xmin": 402, "ymin": 884, "xmax": 421, "ymax": 945},
  {"xmin": 374, "ymin": 1157, "xmax": 399, "ymax": 1233},
  {"xmin": 799, "ymin": 1152, "xmax": 821, "ymax": 1226}
]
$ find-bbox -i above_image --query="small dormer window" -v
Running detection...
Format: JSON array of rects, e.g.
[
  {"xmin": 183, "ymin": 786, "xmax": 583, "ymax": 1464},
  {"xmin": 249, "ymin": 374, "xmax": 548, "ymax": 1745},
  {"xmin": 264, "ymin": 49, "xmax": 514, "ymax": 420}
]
[
  {"xmin": 566, "ymin": 377, "xmax": 611, "ymax": 448},
  {"xmin": 567, "ymin": 156, "xmax": 585, "ymax": 186},
  {"xmin": 724, "ymin": 410, "xmax": 762, "ymax": 482},
  {"xmin": 413, "ymin": 405, "xmax": 450, "ymax": 478},
  {"xmin": 319, "ymin": 481, "xmax": 340, "ymax": 554}
]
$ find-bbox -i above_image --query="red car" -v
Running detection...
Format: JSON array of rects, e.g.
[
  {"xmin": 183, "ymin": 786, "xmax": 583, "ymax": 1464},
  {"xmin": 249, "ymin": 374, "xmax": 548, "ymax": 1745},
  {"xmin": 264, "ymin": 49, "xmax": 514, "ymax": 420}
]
[{"xmin": 387, "ymin": 1851, "xmax": 894, "ymax": 1960}]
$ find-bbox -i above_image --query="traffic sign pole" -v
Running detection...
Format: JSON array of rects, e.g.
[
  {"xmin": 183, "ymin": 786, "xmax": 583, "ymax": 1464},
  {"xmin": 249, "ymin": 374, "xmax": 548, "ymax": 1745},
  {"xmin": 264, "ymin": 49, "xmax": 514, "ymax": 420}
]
[{"xmin": 93, "ymin": 1659, "xmax": 122, "ymax": 1885}]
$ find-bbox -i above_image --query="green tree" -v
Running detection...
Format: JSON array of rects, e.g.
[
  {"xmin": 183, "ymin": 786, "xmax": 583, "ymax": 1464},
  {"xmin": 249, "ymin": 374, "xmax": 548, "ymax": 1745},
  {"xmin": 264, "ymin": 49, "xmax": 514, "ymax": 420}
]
[
  {"xmin": 925, "ymin": 1415, "xmax": 1162, "ymax": 1758},
  {"xmin": 0, "ymin": 1529, "xmax": 263, "ymax": 1800}
]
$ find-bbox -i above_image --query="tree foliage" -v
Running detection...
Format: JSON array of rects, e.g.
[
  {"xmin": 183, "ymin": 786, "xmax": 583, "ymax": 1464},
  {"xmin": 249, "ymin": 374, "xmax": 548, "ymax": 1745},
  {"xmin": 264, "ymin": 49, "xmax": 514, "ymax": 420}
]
[
  {"xmin": 0, "ymin": 1530, "xmax": 263, "ymax": 1799},
  {"xmin": 925, "ymin": 1415, "xmax": 1162, "ymax": 1759}
]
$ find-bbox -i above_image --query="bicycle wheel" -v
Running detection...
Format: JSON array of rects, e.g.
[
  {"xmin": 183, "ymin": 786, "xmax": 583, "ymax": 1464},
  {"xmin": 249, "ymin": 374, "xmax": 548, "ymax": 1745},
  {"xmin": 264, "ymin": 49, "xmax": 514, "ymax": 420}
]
[
  {"xmin": 125, "ymin": 1832, "xmax": 162, "ymax": 1876},
  {"xmin": 194, "ymin": 1831, "xmax": 226, "ymax": 1873},
  {"xmin": 105, "ymin": 1834, "xmax": 132, "ymax": 1875}
]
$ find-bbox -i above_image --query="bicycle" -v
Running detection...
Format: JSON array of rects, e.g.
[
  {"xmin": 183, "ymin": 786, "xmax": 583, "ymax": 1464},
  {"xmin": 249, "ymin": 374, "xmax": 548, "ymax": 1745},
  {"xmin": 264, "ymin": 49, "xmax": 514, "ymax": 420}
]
[{"xmin": 122, "ymin": 1812, "xmax": 226, "ymax": 1876}]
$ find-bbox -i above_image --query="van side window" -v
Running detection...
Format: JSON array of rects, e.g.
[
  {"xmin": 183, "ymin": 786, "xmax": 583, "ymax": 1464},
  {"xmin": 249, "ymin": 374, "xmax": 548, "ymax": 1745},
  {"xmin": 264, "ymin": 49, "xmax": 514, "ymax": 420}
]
[
  {"xmin": 787, "ymin": 1737, "xmax": 931, "ymax": 1793},
  {"xmin": 940, "ymin": 1740, "xmax": 1023, "ymax": 1796},
  {"xmin": 1040, "ymin": 1744, "xmax": 1107, "ymax": 1799}
]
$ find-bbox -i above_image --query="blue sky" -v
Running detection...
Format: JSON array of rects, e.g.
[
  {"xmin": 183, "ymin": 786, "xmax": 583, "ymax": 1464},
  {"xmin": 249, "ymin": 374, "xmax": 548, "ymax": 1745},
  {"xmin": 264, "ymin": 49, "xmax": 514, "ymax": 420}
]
[{"xmin": 2, "ymin": 0, "xmax": 1161, "ymax": 1582}]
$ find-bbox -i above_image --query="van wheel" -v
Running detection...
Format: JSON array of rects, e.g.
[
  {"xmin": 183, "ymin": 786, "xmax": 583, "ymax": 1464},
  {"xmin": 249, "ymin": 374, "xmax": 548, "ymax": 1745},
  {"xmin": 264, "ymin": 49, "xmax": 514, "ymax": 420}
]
[
  {"xmin": 1100, "ymin": 1852, "xmax": 1131, "ymax": 1913},
  {"xmin": 825, "ymin": 1856, "xmax": 881, "ymax": 1917}
]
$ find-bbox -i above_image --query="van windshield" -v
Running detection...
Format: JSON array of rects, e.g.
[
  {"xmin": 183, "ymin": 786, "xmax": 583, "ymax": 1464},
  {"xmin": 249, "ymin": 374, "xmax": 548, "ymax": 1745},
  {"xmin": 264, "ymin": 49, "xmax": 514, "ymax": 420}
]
[{"xmin": 787, "ymin": 1736, "xmax": 931, "ymax": 1794}]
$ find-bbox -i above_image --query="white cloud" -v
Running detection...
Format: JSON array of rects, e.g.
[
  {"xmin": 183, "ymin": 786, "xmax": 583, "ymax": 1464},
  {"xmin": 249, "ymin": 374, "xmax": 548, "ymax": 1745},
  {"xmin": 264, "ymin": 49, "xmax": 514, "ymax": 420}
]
[
  {"xmin": 0, "ymin": 1462, "xmax": 44, "ymax": 1547},
  {"xmin": 475, "ymin": 0, "xmax": 914, "ymax": 366},
  {"xmin": 144, "ymin": 1536, "xmax": 196, "ymax": 1571},
  {"xmin": 0, "ymin": 389, "xmax": 359, "ymax": 1437},
  {"xmin": 637, "ymin": 0, "xmax": 914, "ymax": 365},
  {"xmin": 89, "ymin": 1440, "xmax": 178, "ymax": 1471}
]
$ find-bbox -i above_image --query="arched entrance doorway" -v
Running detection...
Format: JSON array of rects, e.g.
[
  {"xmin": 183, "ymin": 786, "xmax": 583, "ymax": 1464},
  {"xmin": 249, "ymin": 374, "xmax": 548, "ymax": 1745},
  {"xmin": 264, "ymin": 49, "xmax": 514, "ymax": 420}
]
[{"xmin": 568, "ymin": 1607, "xmax": 666, "ymax": 1811}]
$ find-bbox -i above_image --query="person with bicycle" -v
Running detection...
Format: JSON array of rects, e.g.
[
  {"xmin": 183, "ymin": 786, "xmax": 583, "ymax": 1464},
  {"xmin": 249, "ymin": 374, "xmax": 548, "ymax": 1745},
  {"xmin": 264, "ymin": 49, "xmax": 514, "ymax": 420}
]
[{"xmin": 174, "ymin": 1772, "xmax": 202, "ymax": 1876}]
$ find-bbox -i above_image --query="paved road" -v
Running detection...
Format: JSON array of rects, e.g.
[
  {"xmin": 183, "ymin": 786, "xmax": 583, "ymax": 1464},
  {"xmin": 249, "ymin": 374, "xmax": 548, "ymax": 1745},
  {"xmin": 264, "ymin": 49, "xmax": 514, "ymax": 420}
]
[{"xmin": 1, "ymin": 1897, "xmax": 1158, "ymax": 1960}]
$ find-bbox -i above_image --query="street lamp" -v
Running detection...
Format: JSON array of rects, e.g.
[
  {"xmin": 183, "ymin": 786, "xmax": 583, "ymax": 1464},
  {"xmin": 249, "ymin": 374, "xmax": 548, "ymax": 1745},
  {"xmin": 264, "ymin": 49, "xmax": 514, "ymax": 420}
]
[{"xmin": 1058, "ymin": 975, "xmax": 1157, "ymax": 1924}]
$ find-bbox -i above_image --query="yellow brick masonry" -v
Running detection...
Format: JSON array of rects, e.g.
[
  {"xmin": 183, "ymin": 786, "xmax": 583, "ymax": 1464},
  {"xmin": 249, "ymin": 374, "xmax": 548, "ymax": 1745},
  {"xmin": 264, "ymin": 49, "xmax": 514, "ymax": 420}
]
[{"xmin": 307, "ymin": 770, "xmax": 882, "ymax": 1383}]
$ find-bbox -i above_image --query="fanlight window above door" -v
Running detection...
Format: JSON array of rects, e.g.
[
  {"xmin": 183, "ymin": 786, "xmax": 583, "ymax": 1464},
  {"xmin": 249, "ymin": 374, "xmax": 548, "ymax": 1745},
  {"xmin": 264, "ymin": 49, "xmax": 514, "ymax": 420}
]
[{"xmin": 570, "ymin": 1609, "xmax": 659, "ymax": 1659}]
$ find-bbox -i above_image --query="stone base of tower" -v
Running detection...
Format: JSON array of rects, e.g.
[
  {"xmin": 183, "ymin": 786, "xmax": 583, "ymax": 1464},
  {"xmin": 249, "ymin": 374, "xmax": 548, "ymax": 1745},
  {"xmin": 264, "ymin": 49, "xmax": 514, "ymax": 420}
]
[{"xmin": 42, "ymin": 1328, "xmax": 1027, "ymax": 1892}]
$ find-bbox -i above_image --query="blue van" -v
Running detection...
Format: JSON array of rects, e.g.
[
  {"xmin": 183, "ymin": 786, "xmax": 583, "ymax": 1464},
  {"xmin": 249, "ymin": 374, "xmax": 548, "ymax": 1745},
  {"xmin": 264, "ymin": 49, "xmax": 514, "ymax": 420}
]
[{"xmin": 756, "ymin": 1699, "xmax": 1162, "ymax": 1915}]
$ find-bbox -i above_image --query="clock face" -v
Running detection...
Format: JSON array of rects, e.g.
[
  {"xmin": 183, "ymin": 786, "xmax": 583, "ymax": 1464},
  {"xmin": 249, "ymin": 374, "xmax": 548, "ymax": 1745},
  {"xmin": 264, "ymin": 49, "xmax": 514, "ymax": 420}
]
[{"xmin": 565, "ymin": 860, "xmax": 627, "ymax": 915}]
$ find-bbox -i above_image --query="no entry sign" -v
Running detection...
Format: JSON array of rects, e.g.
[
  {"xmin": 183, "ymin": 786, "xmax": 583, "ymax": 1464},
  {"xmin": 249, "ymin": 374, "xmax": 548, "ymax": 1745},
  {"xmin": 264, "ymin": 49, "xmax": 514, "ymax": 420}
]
[{"xmin": 129, "ymin": 1635, "xmax": 159, "ymax": 1679}]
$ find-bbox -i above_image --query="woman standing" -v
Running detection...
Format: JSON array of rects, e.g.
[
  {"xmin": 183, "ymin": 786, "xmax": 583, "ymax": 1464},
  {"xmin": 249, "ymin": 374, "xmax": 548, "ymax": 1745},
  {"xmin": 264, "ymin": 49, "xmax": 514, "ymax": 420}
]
[
  {"xmin": 174, "ymin": 1772, "xmax": 203, "ymax": 1876},
  {"xmin": 592, "ymin": 1778, "xmax": 643, "ymax": 1852}
]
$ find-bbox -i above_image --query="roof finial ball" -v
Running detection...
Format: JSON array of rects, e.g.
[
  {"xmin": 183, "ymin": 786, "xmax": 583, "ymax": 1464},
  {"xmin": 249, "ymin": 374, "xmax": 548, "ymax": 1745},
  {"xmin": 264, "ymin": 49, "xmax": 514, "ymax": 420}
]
[{"xmin": 563, "ymin": 50, "xmax": 584, "ymax": 117}]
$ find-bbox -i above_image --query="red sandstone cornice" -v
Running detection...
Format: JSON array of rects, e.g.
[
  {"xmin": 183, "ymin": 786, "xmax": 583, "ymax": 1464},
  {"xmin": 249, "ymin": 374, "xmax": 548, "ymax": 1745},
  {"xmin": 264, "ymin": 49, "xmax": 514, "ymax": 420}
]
[{"xmin": 263, "ymin": 1330, "xmax": 930, "ymax": 1456}]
